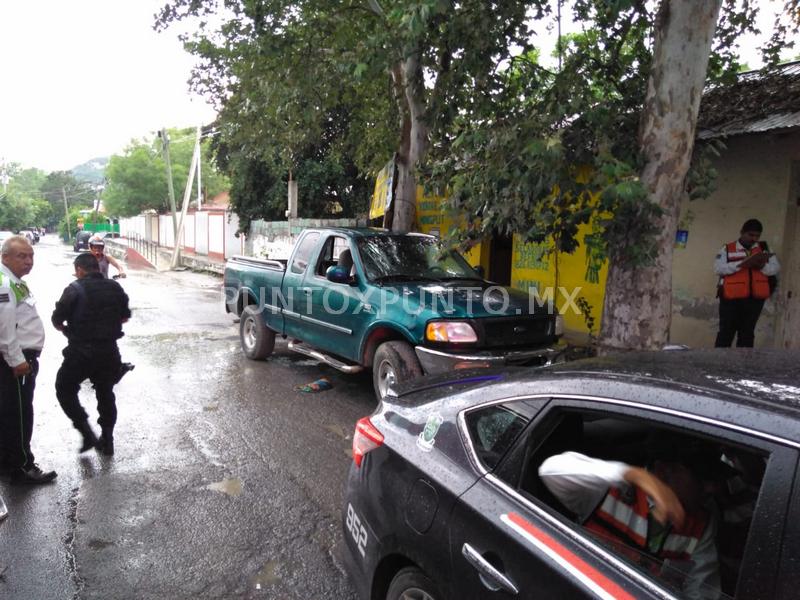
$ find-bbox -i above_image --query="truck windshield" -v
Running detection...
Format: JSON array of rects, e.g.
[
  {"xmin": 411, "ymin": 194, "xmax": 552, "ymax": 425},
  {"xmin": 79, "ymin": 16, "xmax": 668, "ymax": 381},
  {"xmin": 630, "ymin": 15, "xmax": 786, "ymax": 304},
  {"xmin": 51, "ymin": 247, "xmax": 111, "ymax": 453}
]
[{"xmin": 356, "ymin": 235, "xmax": 481, "ymax": 282}]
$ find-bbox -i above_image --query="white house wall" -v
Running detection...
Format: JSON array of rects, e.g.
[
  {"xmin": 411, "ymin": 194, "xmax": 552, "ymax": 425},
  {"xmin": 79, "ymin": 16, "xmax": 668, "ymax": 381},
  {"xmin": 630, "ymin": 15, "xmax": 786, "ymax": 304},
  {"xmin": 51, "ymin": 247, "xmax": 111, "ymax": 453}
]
[
  {"xmin": 209, "ymin": 214, "xmax": 225, "ymax": 256},
  {"xmin": 671, "ymin": 131, "xmax": 799, "ymax": 348}
]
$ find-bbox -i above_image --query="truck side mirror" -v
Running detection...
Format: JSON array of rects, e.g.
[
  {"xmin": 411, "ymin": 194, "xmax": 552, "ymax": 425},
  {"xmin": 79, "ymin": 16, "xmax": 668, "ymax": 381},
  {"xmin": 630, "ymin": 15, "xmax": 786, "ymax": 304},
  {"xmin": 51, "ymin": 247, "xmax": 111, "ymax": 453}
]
[
  {"xmin": 326, "ymin": 265, "xmax": 352, "ymax": 284},
  {"xmin": 473, "ymin": 265, "xmax": 485, "ymax": 278}
]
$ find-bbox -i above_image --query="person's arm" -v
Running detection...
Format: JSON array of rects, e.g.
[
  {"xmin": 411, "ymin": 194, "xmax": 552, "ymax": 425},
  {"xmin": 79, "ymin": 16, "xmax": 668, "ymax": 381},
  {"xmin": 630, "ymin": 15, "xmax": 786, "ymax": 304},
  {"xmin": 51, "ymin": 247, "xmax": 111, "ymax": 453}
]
[
  {"xmin": 714, "ymin": 246, "xmax": 741, "ymax": 276},
  {"xmin": 116, "ymin": 285, "xmax": 131, "ymax": 322},
  {"xmin": 539, "ymin": 452, "xmax": 631, "ymax": 520},
  {"xmin": 760, "ymin": 252, "xmax": 780, "ymax": 277},
  {"xmin": 106, "ymin": 254, "xmax": 126, "ymax": 277},
  {"xmin": 540, "ymin": 452, "xmax": 685, "ymax": 526},
  {"xmin": 0, "ymin": 284, "xmax": 26, "ymax": 370},
  {"xmin": 51, "ymin": 285, "xmax": 78, "ymax": 331}
]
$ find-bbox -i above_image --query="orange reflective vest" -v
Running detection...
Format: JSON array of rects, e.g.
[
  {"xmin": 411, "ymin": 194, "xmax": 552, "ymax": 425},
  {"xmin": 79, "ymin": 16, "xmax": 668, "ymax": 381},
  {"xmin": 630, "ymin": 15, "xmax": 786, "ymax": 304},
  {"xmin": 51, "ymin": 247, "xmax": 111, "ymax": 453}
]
[
  {"xmin": 720, "ymin": 242, "xmax": 771, "ymax": 301},
  {"xmin": 584, "ymin": 486, "xmax": 708, "ymax": 565}
]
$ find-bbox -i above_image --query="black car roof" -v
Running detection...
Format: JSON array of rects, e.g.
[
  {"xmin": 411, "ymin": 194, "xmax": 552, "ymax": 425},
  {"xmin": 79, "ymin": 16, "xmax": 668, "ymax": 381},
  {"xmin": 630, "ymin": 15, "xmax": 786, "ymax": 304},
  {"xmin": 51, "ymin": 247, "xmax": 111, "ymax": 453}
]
[
  {"xmin": 392, "ymin": 349, "xmax": 800, "ymax": 418},
  {"xmin": 543, "ymin": 349, "xmax": 800, "ymax": 413}
]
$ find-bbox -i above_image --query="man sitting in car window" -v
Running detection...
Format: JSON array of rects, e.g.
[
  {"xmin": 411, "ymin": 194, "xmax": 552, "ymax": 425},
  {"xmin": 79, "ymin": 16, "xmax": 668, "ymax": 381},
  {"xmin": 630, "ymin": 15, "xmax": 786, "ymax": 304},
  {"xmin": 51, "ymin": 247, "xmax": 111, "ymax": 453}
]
[{"xmin": 539, "ymin": 436, "xmax": 723, "ymax": 600}]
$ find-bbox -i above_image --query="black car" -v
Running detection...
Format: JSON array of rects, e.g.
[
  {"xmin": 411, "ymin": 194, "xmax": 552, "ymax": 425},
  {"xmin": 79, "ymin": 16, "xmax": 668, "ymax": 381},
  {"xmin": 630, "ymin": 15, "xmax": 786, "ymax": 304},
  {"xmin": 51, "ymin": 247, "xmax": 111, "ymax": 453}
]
[
  {"xmin": 342, "ymin": 349, "xmax": 800, "ymax": 600},
  {"xmin": 73, "ymin": 230, "xmax": 93, "ymax": 252}
]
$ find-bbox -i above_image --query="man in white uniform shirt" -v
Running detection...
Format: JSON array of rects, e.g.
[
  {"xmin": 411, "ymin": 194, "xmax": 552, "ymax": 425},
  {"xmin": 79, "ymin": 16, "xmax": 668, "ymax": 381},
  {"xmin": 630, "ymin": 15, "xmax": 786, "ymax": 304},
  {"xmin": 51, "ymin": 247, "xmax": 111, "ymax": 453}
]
[{"xmin": 0, "ymin": 235, "xmax": 56, "ymax": 484}]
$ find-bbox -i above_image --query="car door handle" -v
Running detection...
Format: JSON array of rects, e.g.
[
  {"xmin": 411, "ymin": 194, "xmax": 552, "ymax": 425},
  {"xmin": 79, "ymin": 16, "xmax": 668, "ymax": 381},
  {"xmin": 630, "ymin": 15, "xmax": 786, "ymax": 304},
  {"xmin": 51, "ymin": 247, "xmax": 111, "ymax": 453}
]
[{"xmin": 462, "ymin": 543, "xmax": 519, "ymax": 595}]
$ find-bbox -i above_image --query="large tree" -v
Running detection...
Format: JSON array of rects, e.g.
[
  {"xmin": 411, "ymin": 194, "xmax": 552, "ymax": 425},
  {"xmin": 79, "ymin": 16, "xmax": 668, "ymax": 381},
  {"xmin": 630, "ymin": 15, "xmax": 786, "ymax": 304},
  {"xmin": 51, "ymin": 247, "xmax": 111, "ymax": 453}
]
[
  {"xmin": 428, "ymin": 0, "xmax": 798, "ymax": 351},
  {"xmin": 155, "ymin": 0, "xmax": 545, "ymax": 231}
]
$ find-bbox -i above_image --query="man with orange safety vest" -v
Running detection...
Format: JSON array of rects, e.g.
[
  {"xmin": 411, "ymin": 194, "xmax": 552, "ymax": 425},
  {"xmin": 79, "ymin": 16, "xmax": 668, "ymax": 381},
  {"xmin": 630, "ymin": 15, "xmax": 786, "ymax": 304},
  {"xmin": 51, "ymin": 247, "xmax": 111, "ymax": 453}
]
[
  {"xmin": 540, "ymin": 444, "xmax": 723, "ymax": 599},
  {"xmin": 714, "ymin": 219, "xmax": 779, "ymax": 348}
]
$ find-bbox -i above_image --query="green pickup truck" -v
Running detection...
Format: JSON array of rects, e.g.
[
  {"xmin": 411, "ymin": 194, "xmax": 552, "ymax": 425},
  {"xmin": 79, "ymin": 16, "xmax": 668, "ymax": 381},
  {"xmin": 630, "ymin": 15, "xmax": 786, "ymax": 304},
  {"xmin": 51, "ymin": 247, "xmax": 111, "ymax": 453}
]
[{"xmin": 224, "ymin": 228, "xmax": 562, "ymax": 398}]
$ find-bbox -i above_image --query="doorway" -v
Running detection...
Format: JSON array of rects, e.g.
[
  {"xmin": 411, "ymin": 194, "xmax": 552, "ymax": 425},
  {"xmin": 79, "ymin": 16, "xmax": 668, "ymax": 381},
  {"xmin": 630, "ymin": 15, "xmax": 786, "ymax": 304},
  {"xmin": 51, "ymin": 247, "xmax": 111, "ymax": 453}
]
[{"xmin": 488, "ymin": 233, "xmax": 513, "ymax": 286}]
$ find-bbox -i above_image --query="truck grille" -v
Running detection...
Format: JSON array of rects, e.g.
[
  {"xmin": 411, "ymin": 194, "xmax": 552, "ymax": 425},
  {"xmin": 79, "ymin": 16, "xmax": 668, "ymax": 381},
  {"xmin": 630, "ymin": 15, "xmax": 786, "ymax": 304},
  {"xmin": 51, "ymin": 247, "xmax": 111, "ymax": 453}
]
[{"xmin": 479, "ymin": 316, "xmax": 553, "ymax": 348}]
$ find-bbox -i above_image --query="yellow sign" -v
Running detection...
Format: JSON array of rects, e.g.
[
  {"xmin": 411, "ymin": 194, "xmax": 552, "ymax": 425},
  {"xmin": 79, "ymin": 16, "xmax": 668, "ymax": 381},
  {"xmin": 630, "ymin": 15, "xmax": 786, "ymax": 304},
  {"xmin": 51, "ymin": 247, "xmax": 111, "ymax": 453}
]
[{"xmin": 370, "ymin": 160, "xmax": 394, "ymax": 220}]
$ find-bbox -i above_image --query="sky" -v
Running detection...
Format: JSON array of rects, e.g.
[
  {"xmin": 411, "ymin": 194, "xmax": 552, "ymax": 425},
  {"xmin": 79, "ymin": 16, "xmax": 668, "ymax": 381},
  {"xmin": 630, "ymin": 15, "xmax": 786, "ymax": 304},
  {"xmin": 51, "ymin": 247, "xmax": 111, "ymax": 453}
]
[
  {"xmin": 0, "ymin": 0, "xmax": 217, "ymax": 173},
  {"xmin": 0, "ymin": 1, "xmax": 789, "ymax": 175}
]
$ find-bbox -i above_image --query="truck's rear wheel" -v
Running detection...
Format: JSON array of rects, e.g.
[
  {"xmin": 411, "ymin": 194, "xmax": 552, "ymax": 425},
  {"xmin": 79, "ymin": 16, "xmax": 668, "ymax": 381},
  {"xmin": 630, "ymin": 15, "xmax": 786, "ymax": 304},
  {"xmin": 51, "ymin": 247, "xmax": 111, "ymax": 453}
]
[
  {"xmin": 372, "ymin": 341, "xmax": 422, "ymax": 399},
  {"xmin": 240, "ymin": 305, "xmax": 276, "ymax": 359}
]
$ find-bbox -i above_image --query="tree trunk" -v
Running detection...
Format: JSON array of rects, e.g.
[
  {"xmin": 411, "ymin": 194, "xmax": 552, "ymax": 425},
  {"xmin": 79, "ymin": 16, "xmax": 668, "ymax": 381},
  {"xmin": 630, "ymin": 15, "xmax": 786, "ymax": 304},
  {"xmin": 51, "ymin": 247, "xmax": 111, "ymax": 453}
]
[
  {"xmin": 388, "ymin": 54, "xmax": 428, "ymax": 233},
  {"xmin": 599, "ymin": 0, "xmax": 723, "ymax": 351}
]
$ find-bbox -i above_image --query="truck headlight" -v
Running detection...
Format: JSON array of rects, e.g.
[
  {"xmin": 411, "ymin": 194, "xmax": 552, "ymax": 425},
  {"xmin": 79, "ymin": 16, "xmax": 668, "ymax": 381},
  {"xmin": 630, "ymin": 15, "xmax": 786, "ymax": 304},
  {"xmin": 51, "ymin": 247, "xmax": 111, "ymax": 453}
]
[{"xmin": 426, "ymin": 321, "xmax": 478, "ymax": 343}]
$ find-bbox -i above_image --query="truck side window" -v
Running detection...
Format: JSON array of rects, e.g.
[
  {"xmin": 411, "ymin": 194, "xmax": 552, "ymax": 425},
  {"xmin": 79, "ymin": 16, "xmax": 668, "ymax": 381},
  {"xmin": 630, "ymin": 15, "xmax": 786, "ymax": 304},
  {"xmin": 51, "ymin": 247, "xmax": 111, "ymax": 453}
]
[
  {"xmin": 291, "ymin": 232, "xmax": 320, "ymax": 274},
  {"xmin": 315, "ymin": 236, "xmax": 349, "ymax": 276}
]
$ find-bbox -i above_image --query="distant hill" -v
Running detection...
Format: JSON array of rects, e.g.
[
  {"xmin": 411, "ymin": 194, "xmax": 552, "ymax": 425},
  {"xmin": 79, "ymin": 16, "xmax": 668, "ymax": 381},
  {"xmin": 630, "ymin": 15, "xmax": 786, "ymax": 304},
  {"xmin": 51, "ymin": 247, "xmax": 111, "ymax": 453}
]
[{"xmin": 71, "ymin": 157, "xmax": 109, "ymax": 184}]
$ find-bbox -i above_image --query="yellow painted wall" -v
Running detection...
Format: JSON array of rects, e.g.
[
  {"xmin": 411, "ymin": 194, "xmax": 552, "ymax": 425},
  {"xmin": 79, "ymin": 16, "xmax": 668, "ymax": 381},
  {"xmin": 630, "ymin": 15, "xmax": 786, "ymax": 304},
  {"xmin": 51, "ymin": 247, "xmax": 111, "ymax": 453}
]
[
  {"xmin": 414, "ymin": 186, "xmax": 607, "ymax": 337},
  {"xmin": 416, "ymin": 190, "xmax": 484, "ymax": 267},
  {"xmin": 511, "ymin": 217, "xmax": 608, "ymax": 337}
]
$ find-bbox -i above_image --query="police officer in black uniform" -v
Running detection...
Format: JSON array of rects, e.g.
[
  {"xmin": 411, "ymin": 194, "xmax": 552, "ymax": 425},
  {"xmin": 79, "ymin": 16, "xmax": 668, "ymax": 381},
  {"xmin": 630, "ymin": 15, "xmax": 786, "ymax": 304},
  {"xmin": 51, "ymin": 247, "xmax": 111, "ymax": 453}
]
[{"xmin": 52, "ymin": 253, "xmax": 131, "ymax": 455}]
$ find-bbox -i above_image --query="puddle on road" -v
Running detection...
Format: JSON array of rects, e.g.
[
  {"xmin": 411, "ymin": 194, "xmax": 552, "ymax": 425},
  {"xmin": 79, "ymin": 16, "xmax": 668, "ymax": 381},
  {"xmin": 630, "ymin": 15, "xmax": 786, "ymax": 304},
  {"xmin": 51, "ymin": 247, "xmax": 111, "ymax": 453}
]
[
  {"xmin": 205, "ymin": 478, "xmax": 243, "ymax": 497},
  {"xmin": 253, "ymin": 560, "xmax": 281, "ymax": 590}
]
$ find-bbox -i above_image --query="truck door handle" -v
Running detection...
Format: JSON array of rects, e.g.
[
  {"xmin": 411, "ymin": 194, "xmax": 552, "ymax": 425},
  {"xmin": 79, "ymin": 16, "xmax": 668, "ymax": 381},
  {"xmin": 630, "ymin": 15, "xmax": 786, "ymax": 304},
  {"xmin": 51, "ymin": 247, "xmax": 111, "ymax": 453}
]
[{"xmin": 462, "ymin": 543, "xmax": 519, "ymax": 595}]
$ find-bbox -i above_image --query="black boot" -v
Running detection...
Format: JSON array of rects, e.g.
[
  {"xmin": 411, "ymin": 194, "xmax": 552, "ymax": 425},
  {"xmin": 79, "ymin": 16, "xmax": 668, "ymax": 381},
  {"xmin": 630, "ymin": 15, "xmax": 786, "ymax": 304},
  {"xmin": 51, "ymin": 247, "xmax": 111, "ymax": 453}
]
[
  {"xmin": 97, "ymin": 428, "xmax": 114, "ymax": 456},
  {"xmin": 76, "ymin": 421, "xmax": 98, "ymax": 453}
]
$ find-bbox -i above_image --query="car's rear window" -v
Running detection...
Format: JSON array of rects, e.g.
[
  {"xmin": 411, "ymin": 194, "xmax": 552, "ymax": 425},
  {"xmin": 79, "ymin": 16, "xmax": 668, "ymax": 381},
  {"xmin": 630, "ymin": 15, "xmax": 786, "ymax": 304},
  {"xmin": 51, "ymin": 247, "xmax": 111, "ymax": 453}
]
[{"xmin": 465, "ymin": 404, "xmax": 530, "ymax": 470}]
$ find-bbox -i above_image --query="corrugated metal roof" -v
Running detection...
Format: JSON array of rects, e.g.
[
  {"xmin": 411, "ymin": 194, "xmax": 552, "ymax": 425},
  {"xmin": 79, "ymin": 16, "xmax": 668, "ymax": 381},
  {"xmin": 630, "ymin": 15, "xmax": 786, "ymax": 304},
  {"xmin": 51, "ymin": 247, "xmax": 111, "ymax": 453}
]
[
  {"xmin": 698, "ymin": 111, "xmax": 800, "ymax": 139},
  {"xmin": 697, "ymin": 61, "xmax": 800, "ymax": 139}
]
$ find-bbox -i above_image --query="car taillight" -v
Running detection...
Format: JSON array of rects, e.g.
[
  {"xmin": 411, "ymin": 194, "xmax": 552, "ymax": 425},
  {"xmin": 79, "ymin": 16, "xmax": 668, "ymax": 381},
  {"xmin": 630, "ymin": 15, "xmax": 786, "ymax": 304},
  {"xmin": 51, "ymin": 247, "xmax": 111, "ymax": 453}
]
[{"xmin": 352, "ymin": 417, "xmax": 384, "ymax": 467}]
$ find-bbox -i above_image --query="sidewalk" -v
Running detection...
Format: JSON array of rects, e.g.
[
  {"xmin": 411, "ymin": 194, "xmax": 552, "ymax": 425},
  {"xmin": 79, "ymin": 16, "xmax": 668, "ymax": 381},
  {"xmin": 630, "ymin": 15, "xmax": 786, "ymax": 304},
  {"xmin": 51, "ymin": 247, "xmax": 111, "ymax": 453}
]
[{"xmin": 105, "ymin": 239, "xmax": 226, "ymax": 276}]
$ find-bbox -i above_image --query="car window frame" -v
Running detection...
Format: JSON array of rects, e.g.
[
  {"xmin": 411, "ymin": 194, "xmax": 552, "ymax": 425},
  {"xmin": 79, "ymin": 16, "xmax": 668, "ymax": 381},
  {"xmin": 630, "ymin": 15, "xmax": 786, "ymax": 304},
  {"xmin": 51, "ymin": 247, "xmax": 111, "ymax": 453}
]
[
  {"xmin": 458, "ymin": 397, "xmax": 551, "ymax": 475},
  {"xmin": 313, "ymin": 234, "xmax": 351, "ymax": 279},
  {"xmin": 290, "ymin": 231, "xmax": 321, "ymax": 275},
  {"xmin": 777, "ymin": 457, "xmax": 800, "ymax": 600},
  {"xmin": 484, "ymin": 394, "xmax": 796, "ymax": 600}
]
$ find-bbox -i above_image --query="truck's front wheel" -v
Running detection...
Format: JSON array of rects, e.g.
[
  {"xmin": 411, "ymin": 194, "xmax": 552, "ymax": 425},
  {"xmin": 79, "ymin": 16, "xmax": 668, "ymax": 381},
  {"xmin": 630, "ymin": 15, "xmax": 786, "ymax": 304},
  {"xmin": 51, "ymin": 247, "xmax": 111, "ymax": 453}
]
[
  {"xmin": 372, "ymin": 341, "xmax": 422, "ymax": 399},
  {"xmin": 240, "ymin": 305, "xmax": 276, "ymax": 359}
]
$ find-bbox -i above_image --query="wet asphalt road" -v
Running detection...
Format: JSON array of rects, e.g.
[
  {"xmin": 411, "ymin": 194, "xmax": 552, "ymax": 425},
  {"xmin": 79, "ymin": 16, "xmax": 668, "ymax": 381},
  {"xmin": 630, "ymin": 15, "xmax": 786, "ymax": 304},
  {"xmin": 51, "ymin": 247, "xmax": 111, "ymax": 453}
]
[{"xmin": 0, "ymin": 236, "xmax": 374, "ymax": 599}]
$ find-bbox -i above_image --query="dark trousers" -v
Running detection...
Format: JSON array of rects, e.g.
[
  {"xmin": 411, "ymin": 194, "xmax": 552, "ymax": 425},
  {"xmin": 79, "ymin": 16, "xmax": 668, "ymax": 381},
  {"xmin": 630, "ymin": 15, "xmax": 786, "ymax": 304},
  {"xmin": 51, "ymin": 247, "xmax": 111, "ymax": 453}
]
[
  {"xmin": 715, "ymin": 298, "xmax": 765, "ymax": 348},
  {"xmin": 0, "ymin": 352, "xmax": 39, "ymax": 470},
  {"xmin": 55, "ymin": 342, "xmax": 121, "ymax": 431}
]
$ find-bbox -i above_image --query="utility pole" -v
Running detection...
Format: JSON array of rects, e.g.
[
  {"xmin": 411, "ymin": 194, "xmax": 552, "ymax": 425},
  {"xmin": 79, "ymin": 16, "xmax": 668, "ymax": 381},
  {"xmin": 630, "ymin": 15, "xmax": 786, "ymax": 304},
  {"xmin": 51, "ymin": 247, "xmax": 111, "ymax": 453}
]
[
  {"xmin": 170, "ymin": 126, "xmax": 201, "ymax": 269},
  {"xmin": 196, "ymin": 125, "xmax": 202, "ymax": 210},
  {"xmin": 159, "ymin": 128, "xmax": 179, "ymax": 241},
  {"xmin": 62, "ymin": 187, "xmax": 71, "ymax": 242}
]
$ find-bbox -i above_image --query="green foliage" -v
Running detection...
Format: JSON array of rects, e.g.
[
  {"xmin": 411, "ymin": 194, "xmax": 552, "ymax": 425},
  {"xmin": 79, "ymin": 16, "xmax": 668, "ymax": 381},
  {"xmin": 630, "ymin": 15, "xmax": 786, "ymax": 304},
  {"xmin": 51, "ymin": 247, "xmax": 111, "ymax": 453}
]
[
  {"xmin": 155, "ymin": 0, "xmax": 796, "ymax": 263},
  {"xmin": 427, "ymin": 1, "xmax": 794, "ymax": 267},
  {"xmin": 102, "ymin": 129, "xmax": 228, "ymax": 218},
  {"xmin": 156, "ymin": 0, "xmax": 547, "ymax": 229},
  {"xmin": 0, "ymin": 167, "xmax": 49, "ymax": 231},
  {"xmin": 40, "ymin": 171, "xmax": 96, "ymax": 230},
  {"xmin": 0, "ymin": 196, "xmax": 37, "ymax": 232}
]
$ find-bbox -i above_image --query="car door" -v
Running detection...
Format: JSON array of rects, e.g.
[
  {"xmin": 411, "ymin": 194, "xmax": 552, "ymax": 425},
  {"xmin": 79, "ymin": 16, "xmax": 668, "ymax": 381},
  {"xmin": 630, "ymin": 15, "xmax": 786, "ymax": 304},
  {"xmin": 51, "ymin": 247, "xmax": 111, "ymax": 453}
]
[
  {"xmin": 281, "ymin": 231, "xmax": 321, "ymax": 339},
  {"xmin": 296, "ymin": 234, "xmax": 369, "ymax": 361},
  {"xmin": 447, "ymin": 395, "xmax": 795, "ymax": 600}
]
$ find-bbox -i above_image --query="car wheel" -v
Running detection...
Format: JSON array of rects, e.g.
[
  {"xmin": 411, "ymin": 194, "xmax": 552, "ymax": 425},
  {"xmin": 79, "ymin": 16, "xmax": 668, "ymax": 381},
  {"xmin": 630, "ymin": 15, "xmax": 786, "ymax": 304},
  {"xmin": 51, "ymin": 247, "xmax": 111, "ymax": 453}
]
[
  {"xmin": 239, "ymin": 305, "xmax": 276, "ymax": 359},
  {"xmin": 372, "ymin": 341, "xmax": 422, "ymax": 399},
  {"xmin": 386, "ymin": 567, "xmax": 441, "ymax": 600}
]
